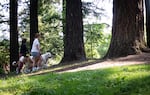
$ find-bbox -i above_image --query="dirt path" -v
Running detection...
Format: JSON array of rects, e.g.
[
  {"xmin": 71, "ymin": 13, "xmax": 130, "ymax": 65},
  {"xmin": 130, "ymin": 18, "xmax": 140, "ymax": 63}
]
[
  {"xmin": 26, "ymin": 53, "xmax": 150, "ymax": 76},
  {"xmin": 61, "ymin": 52, "xmax": 150, "ymax": 73}
]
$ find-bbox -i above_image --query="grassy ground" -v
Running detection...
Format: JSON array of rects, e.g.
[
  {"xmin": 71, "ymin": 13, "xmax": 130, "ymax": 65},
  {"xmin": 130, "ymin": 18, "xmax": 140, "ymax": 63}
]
[{"xmin": 0, "ymin": 64, "xmax": 150, "ymax": 95}]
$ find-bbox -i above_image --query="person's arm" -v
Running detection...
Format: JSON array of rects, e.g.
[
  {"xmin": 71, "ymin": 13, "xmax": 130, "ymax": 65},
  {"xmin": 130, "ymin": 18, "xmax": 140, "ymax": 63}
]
[
  {"xmin": 25, "ymin": 45, "xmax": 29, "ymax": 54},
  {"xmin": 36, "ymin": 39, "xmax": 41, "ymax": 54},
  {"xmin": 36, "ymin": 44, "xmax": 40, "ymax": 53}
]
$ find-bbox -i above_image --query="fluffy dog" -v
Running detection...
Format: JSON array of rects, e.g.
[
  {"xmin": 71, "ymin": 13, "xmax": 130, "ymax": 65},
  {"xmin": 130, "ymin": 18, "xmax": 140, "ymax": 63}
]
[{"xmin": 40, "ymin": 52, "xmax": 52, "ymax": 69}]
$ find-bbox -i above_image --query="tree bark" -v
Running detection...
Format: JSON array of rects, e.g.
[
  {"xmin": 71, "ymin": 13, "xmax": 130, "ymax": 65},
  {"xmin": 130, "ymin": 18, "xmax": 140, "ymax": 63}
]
[
  {"xmin": 10, "ymin": 0, "xmax": 19, "ymax": 72},
  {"xmin": 30, "ymin": 0, "xmax": 38, "ymax": 49},
  {"xmin": 61, "ymin": 0, "xmax": 86, "ymax": 64},
  {"xmin": 145, "ymin": 0, "xmax": 150, "ymax": 48},
  {"xmin": 105, "ymin": 0, "xmax": 146, "ymax": 58}
]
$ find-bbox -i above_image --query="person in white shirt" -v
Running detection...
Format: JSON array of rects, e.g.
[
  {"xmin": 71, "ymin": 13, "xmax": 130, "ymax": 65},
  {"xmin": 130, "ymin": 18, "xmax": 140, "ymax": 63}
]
[{"xmin": 31, "ymin": 33, "xmax": 42, "ymax": 71}]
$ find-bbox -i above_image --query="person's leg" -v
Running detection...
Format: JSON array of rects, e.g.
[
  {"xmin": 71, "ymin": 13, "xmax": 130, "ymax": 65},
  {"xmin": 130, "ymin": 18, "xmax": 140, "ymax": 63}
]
[
  {"xmin": 23, "ymin": 57, "xmax": 33, "ymax": 73},
  {"xmin": 36, "ymin": 55, "xmax": 42, "ymax": 70},
  {"xmin": 18, "ymin": 62, "xmax": 24, "ymax": 73},
  {"xmin": 31, "ymin": 52, "xmax": 41, "ymax": 71},
  {"xmin": 28, "ymin": 56, "xmax": 33, "ymax": 70},
  {"xmin": 31, "ymin": 52, "xmax": 37, "ymax": 71},
  {"xmin": 16, "ymin": 61, "xmax": 24, "ymax": 74},
  {"xmin": 32, "ymin": 57, "xmax": 37, "ymax": 71}
]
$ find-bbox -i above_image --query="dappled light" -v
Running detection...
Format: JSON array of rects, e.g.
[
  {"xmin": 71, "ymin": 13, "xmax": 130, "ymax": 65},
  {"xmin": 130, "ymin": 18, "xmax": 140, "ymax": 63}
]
[
  {"xmin": 0, "ymin": 0, "xmax": 150, "ymax": 94},
  {"xmin": 0, "ymin": 64, "xmax": 150, "ymax": 95}
]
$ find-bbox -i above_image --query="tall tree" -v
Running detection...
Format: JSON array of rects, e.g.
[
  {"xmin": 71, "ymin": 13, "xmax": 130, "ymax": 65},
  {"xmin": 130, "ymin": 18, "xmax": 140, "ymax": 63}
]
[
  {"xmin": 10, "ymin": 0, "xmax": 19, "ymax": 72},
  {"xmin": 145, "ymin": 0, "xmax": 150, "ymax": 48},
  {"xmin": 61, "ymin": 0, "xmax": 86, "ymax": 64},
  {"xmin": 105, "ymin": 0, "xmax": 146, "ymax": 58},
  {"xmin": 30, "ymin": 0, "xmax": 38, "ymax": 49}
]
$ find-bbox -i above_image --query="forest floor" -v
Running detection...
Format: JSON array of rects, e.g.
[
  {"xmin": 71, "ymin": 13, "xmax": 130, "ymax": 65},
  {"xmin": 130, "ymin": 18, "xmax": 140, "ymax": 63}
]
[
  {"xmin": 60, "ymin": 52, "xmax": 150, "ymax": 73},
  {"xmin": 27, "ymin": 52, "xmax": 150, "ymax": 76}
]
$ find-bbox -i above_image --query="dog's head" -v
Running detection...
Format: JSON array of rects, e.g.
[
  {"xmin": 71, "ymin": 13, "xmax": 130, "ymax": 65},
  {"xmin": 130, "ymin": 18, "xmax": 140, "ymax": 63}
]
[
  {"xmin": 46, "ymin": 52, "xmax": 52, "ymax": 58},
  {"xmin": 41, "ymin": 52, "xmax": 53, "ymax": 62}
]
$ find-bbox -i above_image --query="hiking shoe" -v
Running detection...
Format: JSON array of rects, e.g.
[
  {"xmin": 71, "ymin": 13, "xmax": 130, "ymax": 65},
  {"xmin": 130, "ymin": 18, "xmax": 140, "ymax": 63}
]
[
  {"xmin": 16, "ymin": 68, "xmax": 19, "ymax": 74},
  {"xmin": 32, "ymin": 67, "xmax": 37, "ymax": 72}
]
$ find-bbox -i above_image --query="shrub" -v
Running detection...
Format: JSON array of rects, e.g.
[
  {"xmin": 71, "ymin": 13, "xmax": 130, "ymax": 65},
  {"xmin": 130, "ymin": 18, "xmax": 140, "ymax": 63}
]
[{"xmin": 0, "ymin": 40, "xmax": 10, "ymax": 74}]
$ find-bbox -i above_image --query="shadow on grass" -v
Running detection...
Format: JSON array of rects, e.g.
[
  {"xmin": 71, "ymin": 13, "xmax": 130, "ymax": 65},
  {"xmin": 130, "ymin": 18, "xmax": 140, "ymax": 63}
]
[
  {"xmin": 1, "ymin": 65, "xmax": 150, "ymax": 95},
  {"xmin": 25, "ymin": 59, "xmax": 106, "ymax": 77},
  {"xmin": 1, "ymin": 59, "xmax": 106, "ymax": 80},
  {"xmin": 25, "ymin": 65, "xmax": 150, "ymax": 95},
  {"xmin": 25, "ymin": 53, "xmax": 150, "ymax": 77}
]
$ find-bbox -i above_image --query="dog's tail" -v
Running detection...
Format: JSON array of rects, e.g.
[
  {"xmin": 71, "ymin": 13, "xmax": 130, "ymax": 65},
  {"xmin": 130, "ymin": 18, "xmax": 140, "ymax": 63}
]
[{"xmin": 12, "ymin": 61, "xmax": 17, "ymax": 66}]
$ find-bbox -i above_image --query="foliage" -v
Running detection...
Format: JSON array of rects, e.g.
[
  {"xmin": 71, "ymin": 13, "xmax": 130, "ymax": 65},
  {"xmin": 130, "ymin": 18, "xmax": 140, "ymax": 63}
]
[
  {"xmin": 84, "ymin": 23, "xmax": 111, "ymax": 58},
  {"xmin": 0, "ymin": 64, "xmax": 150, "ymax": 95},
  {"xmin": 18, "ymin": 0, "xmax": 30, "ymax": 33},
  {"xmin": 0, "ymin": 0, "xmax": 9, "ymax": 34},
  {"xmin": 17, "ymin": 0, "xmax": 63, "ymax": 61},
  {"xmin": 0, "ymin": 0, "xmax": 111, "ymax": 64},
  {"xmin": 0, "ymin": 39, "xmax": 9, "ymax": 74},
  {"xmin": 38, "ymin": 0, "xmax": 63, "ymax": 61},
  {"xmin": 82, "ymin": 1, "xmax": 106, "ymax": 19}
]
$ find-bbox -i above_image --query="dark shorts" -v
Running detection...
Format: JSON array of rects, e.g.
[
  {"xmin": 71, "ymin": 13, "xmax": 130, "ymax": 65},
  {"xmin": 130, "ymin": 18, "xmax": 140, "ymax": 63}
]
[{"xmin": 31, "ymin": 52, "xmax": 40, "ymax": 57}]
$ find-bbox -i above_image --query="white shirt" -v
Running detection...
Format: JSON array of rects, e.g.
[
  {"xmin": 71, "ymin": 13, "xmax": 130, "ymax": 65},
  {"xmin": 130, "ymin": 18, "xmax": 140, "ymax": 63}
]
[
  {"xmin": 31, "ymin": 38, "xmax": 40, "ymax": 52},
  {"xmin": 19, "ymin": 56, "xmax": 24, "ymax": 62}
]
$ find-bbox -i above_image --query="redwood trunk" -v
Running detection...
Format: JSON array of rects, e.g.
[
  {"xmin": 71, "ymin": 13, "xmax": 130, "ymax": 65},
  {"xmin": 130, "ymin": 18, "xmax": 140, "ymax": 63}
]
[
  {"xmin": 30, "ymin": 0, "xmax": 38, "ymax": 49},
  {"xmin": 61, "ymin": 0, "xmax": 86, "ymax": 64},
  {"xmin": 105, "ymin": 0, "xmax": 146, "ymax": 58},
  {"xmin": 10, "ymin": 0, "xmax": 19, "ymax": 72},
  {"xmin": 145, "ymin": 0, "xmax": 150, "ymax": 47}
]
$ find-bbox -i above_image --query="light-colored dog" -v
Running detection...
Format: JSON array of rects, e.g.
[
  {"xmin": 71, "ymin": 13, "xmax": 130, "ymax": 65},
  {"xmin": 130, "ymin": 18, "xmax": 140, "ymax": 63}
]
[{"xmin": 40, "ymin": 52, "xmax": 52, "ymax": 68}]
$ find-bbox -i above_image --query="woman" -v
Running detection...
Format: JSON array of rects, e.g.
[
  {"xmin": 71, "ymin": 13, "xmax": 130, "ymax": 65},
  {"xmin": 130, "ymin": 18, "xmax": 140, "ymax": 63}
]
[
  {"xmin": 20, "ymin": 38, "xmax": 28, "ymax": 57},
  {"xmin": 31, "ymin": 33, "xmax": 42, "ymax": 71}
]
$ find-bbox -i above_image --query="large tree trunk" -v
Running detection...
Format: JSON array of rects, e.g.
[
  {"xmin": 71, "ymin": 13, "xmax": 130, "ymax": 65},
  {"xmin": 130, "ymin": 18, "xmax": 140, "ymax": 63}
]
[
  {"xmin": 105, "ymin": 0, "xmax": 146, "ymax": 58},
  {"xmin": 61, "ymin": 0, "xmax": 86, "ymax": 64},
  {"xmin": 145, "ymin": 0, "xmax": 150, "ymax": 48},
  {"xmin": 10, "ymin": 0, "xmax": 19, "ymax": 72},
  {"xmin": 30, "ymin": 0, "xmax": 38, "ymax": 49}
]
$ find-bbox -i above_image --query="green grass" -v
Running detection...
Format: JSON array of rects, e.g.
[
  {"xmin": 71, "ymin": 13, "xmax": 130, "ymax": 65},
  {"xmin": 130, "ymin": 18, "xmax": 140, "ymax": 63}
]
[{"xmin": 0, "ymin": 64, "xmax": 150, "ymax": 95}]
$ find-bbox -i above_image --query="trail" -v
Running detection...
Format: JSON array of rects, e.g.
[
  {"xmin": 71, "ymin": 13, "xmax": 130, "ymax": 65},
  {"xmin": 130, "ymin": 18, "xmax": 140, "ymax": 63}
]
[
  {"xmin": 62, "ymin": 53, "xmax": 150, "ymax": 73},
  {"xmin": 26, "ymin": 53, "xmax": 150, "ymax": 76}
]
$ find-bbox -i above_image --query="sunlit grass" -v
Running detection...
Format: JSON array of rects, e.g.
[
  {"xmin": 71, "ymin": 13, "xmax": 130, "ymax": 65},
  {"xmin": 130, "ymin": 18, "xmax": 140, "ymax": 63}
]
[{"xmin": 0, "ymin": 64, "xmax": 150, "ymax": 95}]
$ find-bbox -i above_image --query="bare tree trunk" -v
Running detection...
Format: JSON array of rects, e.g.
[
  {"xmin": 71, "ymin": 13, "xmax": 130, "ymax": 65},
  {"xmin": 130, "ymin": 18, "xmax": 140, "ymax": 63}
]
[
  {"xmin": 30, "ymin": 0, "xmax": 38, "ymax": 49},
  {"xmin": 10, "ymin": 0, "xmax": 19, "ymax": 72},
  {"xmin": 61, "ymin": 0, "xmax": 86, "ymax": 64},
  {"xmin": 105, "ymin": 0, "xmax": 146, "ymax": 58},
  {"xmin": 145, "ymin": 0, "xmax": 150, "ymax": 47}
]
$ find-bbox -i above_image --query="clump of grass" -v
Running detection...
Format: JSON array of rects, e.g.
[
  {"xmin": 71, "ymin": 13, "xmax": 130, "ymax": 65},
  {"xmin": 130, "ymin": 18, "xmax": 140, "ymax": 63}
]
[{"xmin": 0, "ymin": 64, "xmax": 150, "ymax": 95}]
